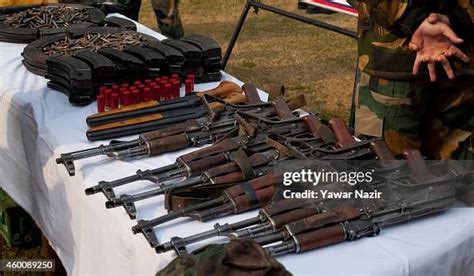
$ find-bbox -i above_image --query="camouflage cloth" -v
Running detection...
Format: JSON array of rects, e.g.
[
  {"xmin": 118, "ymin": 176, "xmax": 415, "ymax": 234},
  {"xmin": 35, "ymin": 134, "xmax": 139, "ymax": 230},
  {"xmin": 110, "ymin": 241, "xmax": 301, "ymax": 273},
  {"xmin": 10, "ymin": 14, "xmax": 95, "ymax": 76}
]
[
  {"xmin": 157, "ymin": 240, "xmax": 291, "ymax": 276},
  {"xmin": 354, "ymin": 72, "xmax": 473, "ymax": 159},
  {"xmin": 349, "ymin": 1, "xmax": 473, "ymax": 159},
  {"xmin": 151, "ymin": 0, "xmax": 183, "ymax": 39},
  {"xmin": 347, "ymin": 0, "xmax": 474, "ymax": 79}
]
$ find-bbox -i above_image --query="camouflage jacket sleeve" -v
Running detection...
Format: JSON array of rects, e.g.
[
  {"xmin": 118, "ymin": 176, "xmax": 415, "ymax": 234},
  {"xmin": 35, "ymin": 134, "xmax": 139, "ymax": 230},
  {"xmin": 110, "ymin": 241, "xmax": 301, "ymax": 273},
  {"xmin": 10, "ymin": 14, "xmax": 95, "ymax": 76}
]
[{"xmin": 347, "ymin": 0, "xmax": 430, "ymax": 37}]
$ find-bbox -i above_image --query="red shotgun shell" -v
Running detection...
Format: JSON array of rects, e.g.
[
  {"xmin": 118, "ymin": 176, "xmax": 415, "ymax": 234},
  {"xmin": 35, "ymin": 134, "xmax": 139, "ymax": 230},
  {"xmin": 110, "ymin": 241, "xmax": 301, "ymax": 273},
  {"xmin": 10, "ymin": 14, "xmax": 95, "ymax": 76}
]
[{"xmin": 96, "ymin": 94, "xmax": 105, "ymax": 113}]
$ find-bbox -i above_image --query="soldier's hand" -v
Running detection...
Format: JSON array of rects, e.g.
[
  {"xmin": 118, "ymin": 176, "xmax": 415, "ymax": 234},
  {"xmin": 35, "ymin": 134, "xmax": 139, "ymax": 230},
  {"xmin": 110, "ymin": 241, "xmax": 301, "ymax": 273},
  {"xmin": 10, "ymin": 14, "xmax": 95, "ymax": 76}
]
[{"xmin": 409, "ymin": 14, "xmax": 470, "ymax": 81}]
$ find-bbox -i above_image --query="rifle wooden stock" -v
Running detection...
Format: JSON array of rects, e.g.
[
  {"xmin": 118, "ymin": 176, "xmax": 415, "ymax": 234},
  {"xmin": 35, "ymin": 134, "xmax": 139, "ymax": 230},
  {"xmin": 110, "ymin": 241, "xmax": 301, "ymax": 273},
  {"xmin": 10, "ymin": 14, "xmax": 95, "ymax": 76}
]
[
  {"xmin": 286, "ymin": 206, "xmax": 360, "ymax": 235},
  {"xmin": 140, "ymin": 120, "xmax": 201, "ymax": 141},
  {"xmin": 208, "ymin": 91, "xmax": 247, "ymax": 109},
  {"xmin": 271, "ymin": 98, "xmax": 296, "ymax": 120},
  {"xmin": 242, "ymin": 83, "xmax": 263, "ymax": 104},
  {"xmin": 403, "ymin": 149, "xmax": 433, "ymax": 182},
  {"xmin": 147, "ymin": 134, "xmax": 191, "ymax": 155},
  {"xmin": 370, "ymin": 139, "xmax": 395, "ymax": 161},
  {"xmin": 328, "ymin": 118, "xmax": 355, "ymax": 148},
  {"xmin": 297, "ymin": 224, "xmax": 346, "ymax": 252},
  {"xmin": 271, "ymin": 208, "xmax": 321, "ymax": 229},
  {"xmin": 195, "ymin": 81, "xmax": 243, "ymax": 98},
  {"xmin": 178, "ymin": 138, "xmax": 240, "ymax": 163}
]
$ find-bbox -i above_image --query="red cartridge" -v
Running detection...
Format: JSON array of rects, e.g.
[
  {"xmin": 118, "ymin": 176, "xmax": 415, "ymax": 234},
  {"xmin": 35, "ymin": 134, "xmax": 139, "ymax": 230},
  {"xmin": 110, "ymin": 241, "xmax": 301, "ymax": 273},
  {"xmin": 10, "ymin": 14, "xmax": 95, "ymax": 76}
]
[
  {"xmin": 104, "ymin": 89, "xmax": 112, "ymax": 108},
  {"xmin": 162, "ymin": 76, "xmax": 169, "ymax": 82},
  {"xmin": 185, "ymin": 79, "xmax": 193, "ymax": 95},
  {"xmin": 96, "ymin": 94, "xmax": 105, "ymax": 113},
  {"xmin": 133, "ymin": 80, "xmax": 142, "ymax": 86},
  {"xmin": 119, "ymin": 87, "xmax": 127, "ymax": 97},
  {"xmin": 172, "ymin": 80, "xmax": 180, "ymax": 98},
  {"xmin": 111, "ymin": 93, "xmax": 119, "ymax": 109},
  {"xmin": 112, "ymin": 84, "xmax": 119, "ymax": 94},
  {"xmin": 187, "ymin": 74, "xmax": 195, "ymax": 91},
  {"xmin": 152, "ymin": 85, "xmax": 161, "ymax": 100},
  {"xmin": 164, "ymin": 83, "xmax": 172, "ymax": 99},
  {"xmin": 99, "ymin": 86, "xmax": 107, "ymax": 96},
  {"xmin": 121, "ymin": 82, "xmax": 129, "ymax": 88},
  {"xmin": 154, "ymin": 77, "xmax": 161, "ymax": 83},
  {"xmin": 131, "ymin": 89, "xmax": 140, "ymax": 104},
  {"xmin": 149, "ymin": 81, "xmax": 157, "ymax": 88},
  {"xmin": 171, "ymin": 73, "xmax": 179, "ymax": 81},
  {"xmin": 143, "ymin": 87, "xmax": 152, "ymax": 102},
  {"xmin": 122, "ymin": 91, "xmax": 131, "ymax": 106},
  {"xmin": 144, "ymin": 79, "xmax": 152, "ymax": 84}
]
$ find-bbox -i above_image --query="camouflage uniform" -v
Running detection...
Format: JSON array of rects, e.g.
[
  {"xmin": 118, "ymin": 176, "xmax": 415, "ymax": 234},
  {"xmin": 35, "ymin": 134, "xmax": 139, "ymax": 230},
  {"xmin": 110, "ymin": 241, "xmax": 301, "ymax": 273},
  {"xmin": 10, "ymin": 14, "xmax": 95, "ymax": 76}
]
[
  {"xmin": 348, "ymin": 0, "xmax": 473, "ymax": 159},
  {"xmin": 151, "ymin": 0, "xmax": 183, "ymax": 39},
  {"xmin": 157, "ymin": 240, "xmax": 290, "ymax": 276}
]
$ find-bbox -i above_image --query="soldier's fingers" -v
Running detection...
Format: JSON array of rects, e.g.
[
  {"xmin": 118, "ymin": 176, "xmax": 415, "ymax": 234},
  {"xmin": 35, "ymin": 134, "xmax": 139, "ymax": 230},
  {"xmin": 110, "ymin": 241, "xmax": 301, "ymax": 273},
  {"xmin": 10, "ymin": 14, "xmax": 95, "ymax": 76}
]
[
  {"xmin": 440, "ymin": 24, "xmax": 463, "ymax": 44},
  {"xmin": 437, "ymin": 55, "xmax": 454, "ymax": 79},
  {"xmin": 427, "ymin": 62, "xmax": 437, "ymax": 82},
  {"xmin": 428, "ymin": 13, "xmax": 450, "ymax": 24},
  {"xmin": 445, "ymin": 46, "xmax": 471, "ymax": 63},
  {"xmin": 413, "ymin": 55, "xmax": 423, "ymax": 75},
  {"xmin": 427, "ymin": 13, "xmax": 440, "ymax": 24},
  {"xmin": 409, "ymin": 42, "xmax": 420, "ymax": 51}
]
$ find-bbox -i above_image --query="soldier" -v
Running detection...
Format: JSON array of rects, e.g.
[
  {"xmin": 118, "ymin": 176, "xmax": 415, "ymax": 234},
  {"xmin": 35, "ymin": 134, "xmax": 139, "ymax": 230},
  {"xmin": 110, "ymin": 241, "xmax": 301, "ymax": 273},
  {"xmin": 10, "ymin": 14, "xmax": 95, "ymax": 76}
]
[
  {"xmin": 151, "ymin": 0, "xmax": 183, "ymax": 39},
  {"xmin": 347, "ymin": 1, "xmax": 473, "ymax": 160}
]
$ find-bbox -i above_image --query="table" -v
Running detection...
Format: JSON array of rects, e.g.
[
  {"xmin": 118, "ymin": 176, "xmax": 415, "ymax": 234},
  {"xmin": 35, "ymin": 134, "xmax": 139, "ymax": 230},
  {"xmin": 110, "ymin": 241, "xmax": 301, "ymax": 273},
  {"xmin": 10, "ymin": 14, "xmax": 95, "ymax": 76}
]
[{"xmin": 1, "ymin": 14, "xmax": 473, "ymax": 276}]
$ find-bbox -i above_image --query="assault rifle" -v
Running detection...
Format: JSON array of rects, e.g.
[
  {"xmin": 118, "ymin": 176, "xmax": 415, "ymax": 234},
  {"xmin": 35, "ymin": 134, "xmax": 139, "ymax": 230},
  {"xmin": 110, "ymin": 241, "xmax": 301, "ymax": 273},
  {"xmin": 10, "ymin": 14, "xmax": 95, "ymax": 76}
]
[
  {"xmin": 103, "ymin": 115, "xmax": 375, "ymax": 219},
  {"xmin": 57, "ymin": 83, "xmax": 297, "ymax": 176},
  {"xmin": 131, "ymin": 131, "xmax": 377, "ymax": 247},
  {"xmin": 84, "ymin": 99, "xmax": 309, "ymax": 199},
  {"xmin": 103, "ymin": 114, "xmax": 329, "ymax": 218},
  {"xmin": 154, "ymin": 140, "xmax": 394, "ymax": 254},
  {"xmin": 258, "ymin": 149, "xmax": 461, "ymax": 256}
]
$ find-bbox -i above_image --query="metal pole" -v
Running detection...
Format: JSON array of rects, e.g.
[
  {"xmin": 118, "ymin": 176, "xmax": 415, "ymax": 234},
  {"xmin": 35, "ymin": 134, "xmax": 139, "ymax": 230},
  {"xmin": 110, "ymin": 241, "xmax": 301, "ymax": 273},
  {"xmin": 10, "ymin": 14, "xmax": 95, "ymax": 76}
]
[
  {"xmin": 250, "ymin": 1, "xmax": 357, "ymax": 39},
  {"xmin": 222, "ymin": 0, "xmax": 357, "ymax": 69},
  {"xmin": 222, "ymin": 1, "xmax": 252, "ymax": 69}
]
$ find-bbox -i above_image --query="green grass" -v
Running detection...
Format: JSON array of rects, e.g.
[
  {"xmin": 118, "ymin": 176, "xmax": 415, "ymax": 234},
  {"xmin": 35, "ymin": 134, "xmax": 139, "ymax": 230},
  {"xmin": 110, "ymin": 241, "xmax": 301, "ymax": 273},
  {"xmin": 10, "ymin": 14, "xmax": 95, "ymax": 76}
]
[{"xmin": 140, "ymin": 0, "xmax": 358, "ymax": 120}]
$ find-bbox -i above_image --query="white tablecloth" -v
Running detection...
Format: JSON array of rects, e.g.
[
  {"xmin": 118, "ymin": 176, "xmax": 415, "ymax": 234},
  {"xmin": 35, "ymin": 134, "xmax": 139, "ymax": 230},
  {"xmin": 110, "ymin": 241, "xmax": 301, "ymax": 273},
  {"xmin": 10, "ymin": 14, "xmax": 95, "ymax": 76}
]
[{"xmin": 0, "ymin": 15, "xmax": 473, "ymax": 276}]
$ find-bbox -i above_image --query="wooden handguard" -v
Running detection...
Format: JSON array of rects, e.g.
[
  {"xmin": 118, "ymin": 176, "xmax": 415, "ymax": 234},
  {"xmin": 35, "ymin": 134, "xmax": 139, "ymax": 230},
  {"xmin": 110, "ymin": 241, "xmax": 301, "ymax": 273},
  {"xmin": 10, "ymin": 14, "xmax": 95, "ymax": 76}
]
[
  {"xmin": 297, "ymin": 224, "xmax": 346, "ymax": 252},
  {"xmin": 225, "ymin": 173, "xmax": 283, "ymax": 198},
  {"xmin": 263, "ymin": 198, "xmax": 311, "ymax": 217},
  {"xmin": 185, "ymin": 153, "xmax": 229, "ymax": 176},
  {"xmin": 206, "ymin": 152, "xmax": 273, "ymax": 183},
  {"xmin": 302, "ymin": 114, "xmax": 322, "ymax": 137},
  {"xmin": 147, "ymin": 134, "xmax": 190, "ymax": 156},
  {"xmin": 89, "ymin": 100, "xmax": 159, "ymax": 119},
  {"xmin": 178, "ymin": 138, "xmax": 240, "ymax": 163},
  {"xmin": 140, "ymin": 120, "xmax": 201, "ymax": 141},
  {"xmin": 286, "ymin": 206, "xmax": 360, "ymax": 235},
  {"xmin": 403, "ymin": 149, "xmax": 433, "ymax": 182},
  {"xmin": 328, "ymin": 118, "xmax": 356, "ymax": 148},
  {"xmin": 370, "ymin": 139, "xmax": 395, "ymax": 161},
  {"xmin": 271, "ymin": 98, "xmax": 296, "ymax": 120},
  {"xmin": 242, "ymin": 83, "xmax": 263, "ymax": 104},
  {"xmin": 271, "ymin": 208, "xmax": 321, "ymax": 229},
  {"xmin": 196, "ymin": 81, "xmax": 242, "ymax": 98},
  {"xmin": 232, "ymin": 185, "xmax": 275, "ymax": 213}
]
